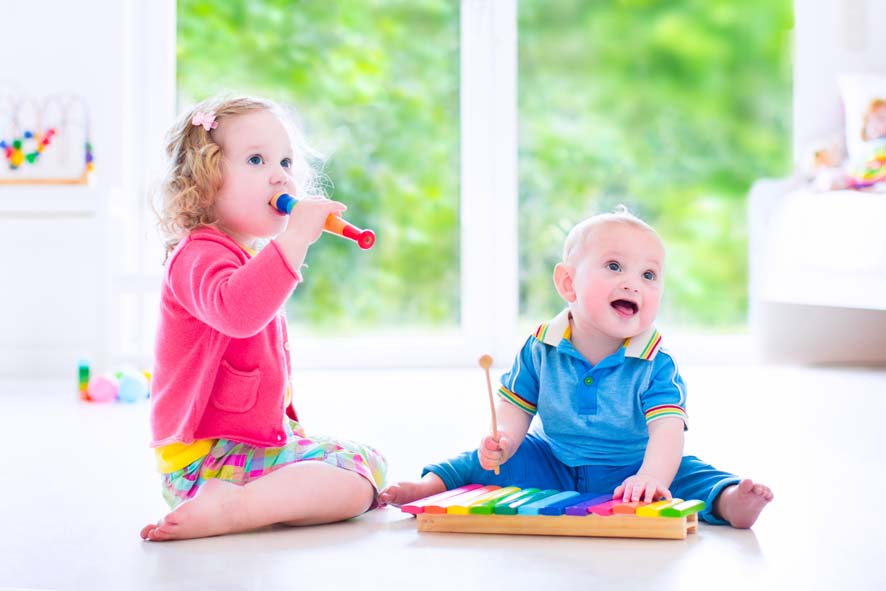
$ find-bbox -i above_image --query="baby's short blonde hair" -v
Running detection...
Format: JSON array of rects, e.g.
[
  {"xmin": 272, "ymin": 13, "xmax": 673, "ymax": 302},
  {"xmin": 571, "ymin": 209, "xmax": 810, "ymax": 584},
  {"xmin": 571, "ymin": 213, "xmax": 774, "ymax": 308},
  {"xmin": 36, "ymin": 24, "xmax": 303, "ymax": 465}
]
[
  {"xmin": 562, "ymin": 205, "xmax": 661, "ymax": 264},
  {"xmin": 155, "ymin": 95, "xmax": 321, "ymax": 255}
]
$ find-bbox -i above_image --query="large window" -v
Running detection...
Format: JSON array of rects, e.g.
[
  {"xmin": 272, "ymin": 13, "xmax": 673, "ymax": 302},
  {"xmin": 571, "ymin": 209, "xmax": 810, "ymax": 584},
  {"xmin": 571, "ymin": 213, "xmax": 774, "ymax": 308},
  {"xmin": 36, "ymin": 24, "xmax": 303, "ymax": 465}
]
[
  {"xmin": 517, "ymin": 0, "xmax": 792, "ymax": 331},
  {"xmin": 178, "ymin": 1, "xmax": 461, "ymax": 335},
  {"xmin": 173, "ymin": 0, "xmax": 793, "ymax": 367}
]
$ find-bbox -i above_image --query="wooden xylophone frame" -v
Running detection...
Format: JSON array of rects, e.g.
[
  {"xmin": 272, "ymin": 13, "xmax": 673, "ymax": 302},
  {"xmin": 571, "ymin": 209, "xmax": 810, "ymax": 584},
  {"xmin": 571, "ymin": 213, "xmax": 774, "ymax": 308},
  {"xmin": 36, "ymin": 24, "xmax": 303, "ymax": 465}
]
[
  {"xmin": 405, "ymin": 485, "xmax": 703, "ymax": 540},
  {"xmin": 415, "ymin": 511, "xmax": 698, "ymax": 540}
]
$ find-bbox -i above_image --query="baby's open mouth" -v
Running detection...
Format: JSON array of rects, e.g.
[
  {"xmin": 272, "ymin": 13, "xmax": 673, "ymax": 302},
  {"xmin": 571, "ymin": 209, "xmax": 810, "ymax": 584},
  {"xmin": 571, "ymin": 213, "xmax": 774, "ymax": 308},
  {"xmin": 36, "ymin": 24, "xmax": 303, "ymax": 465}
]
[{"xmin": 611, "ymin": 299, "xmax": 638, "ymax": 316}]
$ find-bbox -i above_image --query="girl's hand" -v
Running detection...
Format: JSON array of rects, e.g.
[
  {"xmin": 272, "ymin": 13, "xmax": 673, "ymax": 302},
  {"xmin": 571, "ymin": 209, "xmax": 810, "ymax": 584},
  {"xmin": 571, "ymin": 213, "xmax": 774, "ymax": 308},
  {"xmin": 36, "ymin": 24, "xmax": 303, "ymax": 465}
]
[
  {"xmin": 478, "ymin": 433, "xmax": 512, "ymax": 471},
  {"xmin": 613, "ymin": 473, "xmax": 671, "ymax": 503},
  {"xmin": 281, "ymin": 196, "xmax": 346, "ymax": 246},
  {"xmin": 274, "ymin": 197, "xmax": 347, "ymax": 272}
]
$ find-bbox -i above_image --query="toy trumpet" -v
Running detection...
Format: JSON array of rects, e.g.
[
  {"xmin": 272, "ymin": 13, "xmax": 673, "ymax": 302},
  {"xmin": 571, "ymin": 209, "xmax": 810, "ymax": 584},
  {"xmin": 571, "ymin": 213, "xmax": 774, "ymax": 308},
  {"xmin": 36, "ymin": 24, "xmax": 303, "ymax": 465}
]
[{"xmin": 270, "ymin": 192, "xmax": 376, "ymax": 250}]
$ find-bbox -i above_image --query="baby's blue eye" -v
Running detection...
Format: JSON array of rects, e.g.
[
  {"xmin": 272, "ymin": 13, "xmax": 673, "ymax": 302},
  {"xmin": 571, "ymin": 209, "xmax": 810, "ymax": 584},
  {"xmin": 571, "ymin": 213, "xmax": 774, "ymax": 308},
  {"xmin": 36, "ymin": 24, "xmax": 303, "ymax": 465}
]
[
  {"xmin": 607, "ymin": 261, "xmax": 621, "ymax": 272},
  {"xmin": 643, "ymin": 270, "xmax": 657, "ymax": 281},
  {"xmin": 281, "ymin": 158, "xmax": 292, "ymax": 168},
  {"xmin": 248, "ymin": 155, "xmax": 264, "ymax": 165}
]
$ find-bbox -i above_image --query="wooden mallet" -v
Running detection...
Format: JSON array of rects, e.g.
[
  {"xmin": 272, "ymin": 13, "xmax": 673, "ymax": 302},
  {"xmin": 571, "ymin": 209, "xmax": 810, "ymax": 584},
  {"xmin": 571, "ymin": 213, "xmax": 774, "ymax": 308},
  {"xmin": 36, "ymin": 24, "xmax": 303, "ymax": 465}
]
[{"xmin": 478, "ymin": 354, "xmax": 500, "ymax": 475}]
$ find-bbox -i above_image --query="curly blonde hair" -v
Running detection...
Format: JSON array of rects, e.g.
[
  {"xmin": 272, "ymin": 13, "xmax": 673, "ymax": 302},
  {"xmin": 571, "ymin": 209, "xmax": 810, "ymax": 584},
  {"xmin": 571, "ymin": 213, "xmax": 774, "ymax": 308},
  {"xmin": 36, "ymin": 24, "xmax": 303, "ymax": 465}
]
[{"xmin": 155, "ymin": 95, "xmax": 322, "ymax": 255}]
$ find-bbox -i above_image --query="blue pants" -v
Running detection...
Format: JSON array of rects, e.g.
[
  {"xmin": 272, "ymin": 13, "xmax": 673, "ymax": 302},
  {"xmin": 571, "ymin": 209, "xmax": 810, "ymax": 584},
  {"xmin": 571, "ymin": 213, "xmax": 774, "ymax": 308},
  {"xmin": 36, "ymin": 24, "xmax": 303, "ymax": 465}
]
[{"xmin": 423, "ymin": 432, "xmax": 739, "ymax": 524}]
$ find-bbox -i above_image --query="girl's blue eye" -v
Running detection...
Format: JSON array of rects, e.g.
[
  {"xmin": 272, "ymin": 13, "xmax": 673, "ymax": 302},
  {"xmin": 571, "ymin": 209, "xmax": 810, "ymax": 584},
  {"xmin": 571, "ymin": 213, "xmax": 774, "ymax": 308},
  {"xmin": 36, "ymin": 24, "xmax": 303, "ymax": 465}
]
[
  {"xmin": 281, "ymin": 158, "xmax": 292, "ymax": 168},
  {"xmin": 643, "ymin": 270, "xmax": 657, "ymax": 281},
  {"xmin": 248, "ymin": 155, "xmax": 264, "ymax": 165},
  {"xmin": 607, "ymin": 261, "xmax": 621, "ymax": 272}
]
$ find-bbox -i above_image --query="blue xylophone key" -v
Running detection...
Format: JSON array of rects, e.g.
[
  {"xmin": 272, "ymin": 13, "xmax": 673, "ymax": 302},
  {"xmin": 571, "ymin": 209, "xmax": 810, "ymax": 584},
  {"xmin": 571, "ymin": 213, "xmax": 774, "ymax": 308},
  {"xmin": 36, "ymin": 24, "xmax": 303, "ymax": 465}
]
[
  {"xmin": 540, "ymin": 492, "xmax": 606, "ymax": 516},
  {"xmin": 563, "ymin": 494, "xmax": 613, "ymax": 516},
  {"xmin": 518, "ymin": 491, "xmax": 580, "ymax": 515}
]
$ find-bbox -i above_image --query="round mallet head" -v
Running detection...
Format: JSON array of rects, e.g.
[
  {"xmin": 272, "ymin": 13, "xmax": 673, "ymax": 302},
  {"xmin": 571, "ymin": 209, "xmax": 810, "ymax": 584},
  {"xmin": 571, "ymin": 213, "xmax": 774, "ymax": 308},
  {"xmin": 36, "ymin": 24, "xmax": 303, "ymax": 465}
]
[{"xmin": 478, "ymin": 354, "xmax": 493, "ymax": 370}]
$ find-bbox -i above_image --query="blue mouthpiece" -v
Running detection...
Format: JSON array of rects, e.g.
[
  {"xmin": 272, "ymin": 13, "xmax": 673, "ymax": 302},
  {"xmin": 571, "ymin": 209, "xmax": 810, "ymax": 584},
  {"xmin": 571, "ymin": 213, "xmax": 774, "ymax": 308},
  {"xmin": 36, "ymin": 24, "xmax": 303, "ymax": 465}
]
[{"xmin": 272, "ymin": 192, "xmax": 297, "ymax": 214}]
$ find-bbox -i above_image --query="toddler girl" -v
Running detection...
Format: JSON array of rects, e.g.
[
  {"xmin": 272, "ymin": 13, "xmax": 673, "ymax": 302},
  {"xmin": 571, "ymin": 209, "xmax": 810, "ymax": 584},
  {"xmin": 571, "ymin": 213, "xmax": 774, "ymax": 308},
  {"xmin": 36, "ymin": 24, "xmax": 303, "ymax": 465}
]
[{"xmin": 140, "ymin": 95, "xmax": 387, "ymax": 541}]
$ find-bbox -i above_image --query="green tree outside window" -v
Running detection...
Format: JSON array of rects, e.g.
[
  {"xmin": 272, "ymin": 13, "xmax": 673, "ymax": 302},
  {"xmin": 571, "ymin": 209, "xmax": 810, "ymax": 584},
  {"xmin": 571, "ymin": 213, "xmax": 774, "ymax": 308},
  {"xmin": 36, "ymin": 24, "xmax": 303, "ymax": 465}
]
[
  {"xmin": 178, "ymin": 0, "xmax": 792, "ymax": 334},
  {"xmin": 178, "ymin": 0, "xmax": 461, "ymax": 334},
  {"xmin": 518, "ymin": 0, "xmax": 792, "ymax": 329}
]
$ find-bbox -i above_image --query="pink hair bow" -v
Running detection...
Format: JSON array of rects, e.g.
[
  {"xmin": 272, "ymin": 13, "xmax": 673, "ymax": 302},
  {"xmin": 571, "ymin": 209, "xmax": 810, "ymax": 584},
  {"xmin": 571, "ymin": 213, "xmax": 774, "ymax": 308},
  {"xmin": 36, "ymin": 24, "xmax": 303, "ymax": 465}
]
[{"xmin": 191, "ymin": 111, "xmax": 218, "ymax": 131}]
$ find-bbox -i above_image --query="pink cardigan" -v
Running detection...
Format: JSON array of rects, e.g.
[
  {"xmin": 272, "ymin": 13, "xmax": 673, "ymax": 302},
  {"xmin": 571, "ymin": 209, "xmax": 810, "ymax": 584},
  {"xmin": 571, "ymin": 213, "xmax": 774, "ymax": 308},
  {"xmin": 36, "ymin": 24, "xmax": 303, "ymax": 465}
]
[{"xmin": 150, "ymin": 226, "xmax": 301, "ymax": 448}]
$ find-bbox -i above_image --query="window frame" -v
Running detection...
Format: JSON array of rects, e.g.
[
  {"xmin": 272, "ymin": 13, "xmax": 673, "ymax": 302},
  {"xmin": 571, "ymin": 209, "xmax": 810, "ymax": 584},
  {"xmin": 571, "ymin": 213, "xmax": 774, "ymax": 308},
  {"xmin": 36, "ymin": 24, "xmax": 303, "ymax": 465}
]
[{"xmin": 121, "ymin": 0, "xmax": 520, "ymax": 369}]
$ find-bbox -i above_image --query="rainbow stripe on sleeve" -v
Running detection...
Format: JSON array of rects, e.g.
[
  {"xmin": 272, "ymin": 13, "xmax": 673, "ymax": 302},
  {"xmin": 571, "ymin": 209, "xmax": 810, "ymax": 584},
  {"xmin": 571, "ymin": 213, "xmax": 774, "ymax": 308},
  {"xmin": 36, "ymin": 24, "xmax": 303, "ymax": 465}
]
[
  {"xmin": 644, "ymin": 404, "xmax": 687, "ymax": 425},
  {"xmin": 498, "ymin": 385, "xmax": 537, "ymax": 415}
]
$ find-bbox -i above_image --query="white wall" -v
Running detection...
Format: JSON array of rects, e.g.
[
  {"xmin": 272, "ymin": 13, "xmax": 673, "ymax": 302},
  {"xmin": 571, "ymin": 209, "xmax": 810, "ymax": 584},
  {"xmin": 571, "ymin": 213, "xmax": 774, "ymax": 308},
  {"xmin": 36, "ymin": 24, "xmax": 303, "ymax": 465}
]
[
  {"xmin": 4, "ymin": 1, "xmax": 885, "ymax": 378},
  {"xmin": 793, "ymin": 0, "xmax": 886, "ymax": 159},
  {"xmin": 0, "ymin": 0, "xmax": 174, "ymax": 378},
  {"xmin": 746, "ymin": 1, "xmax": 886, "ymax": 365}
]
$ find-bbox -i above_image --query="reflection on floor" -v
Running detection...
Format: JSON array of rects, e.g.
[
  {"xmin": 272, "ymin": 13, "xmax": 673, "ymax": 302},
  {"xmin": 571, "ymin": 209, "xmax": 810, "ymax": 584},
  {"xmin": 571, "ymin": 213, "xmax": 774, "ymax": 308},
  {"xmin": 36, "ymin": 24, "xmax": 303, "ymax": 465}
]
[{"xmin": 1, "ymin": 364, "xmax": 884, "ymax": 590}]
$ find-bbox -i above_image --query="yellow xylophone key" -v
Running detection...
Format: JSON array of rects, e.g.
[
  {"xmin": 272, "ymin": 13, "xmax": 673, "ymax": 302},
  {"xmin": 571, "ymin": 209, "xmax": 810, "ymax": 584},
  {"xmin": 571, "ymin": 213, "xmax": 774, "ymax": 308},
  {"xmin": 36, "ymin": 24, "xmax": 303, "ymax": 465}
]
[
  {"xmin": 636, "ymin": 498, "xmax": 683, "ymax": 517},
  {"xmin": 401, "ymin": 484, "xmax": 482, "ymax": 515},
  {"xmin": 423, "ymin": 486, "xmax": 501, "ymax": 514},
  {"xmin": 448, "ymin": 487, "xmax": 521, "ymax": 514}
]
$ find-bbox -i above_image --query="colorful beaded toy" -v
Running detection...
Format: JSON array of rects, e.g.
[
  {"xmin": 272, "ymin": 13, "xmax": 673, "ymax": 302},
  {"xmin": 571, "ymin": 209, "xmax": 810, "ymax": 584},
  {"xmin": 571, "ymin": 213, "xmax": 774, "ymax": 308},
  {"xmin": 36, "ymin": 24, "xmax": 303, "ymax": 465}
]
[
  {"xmin": 0, "ymin": 93, "xmax": 95, "ymax": 182},
  {"xmin": 1, "ymin": 129, "xmax": 94, "ymax": 173},
  {"xmin": 1, "ymin": 128, "xmax": 56, "ymax": 169}
]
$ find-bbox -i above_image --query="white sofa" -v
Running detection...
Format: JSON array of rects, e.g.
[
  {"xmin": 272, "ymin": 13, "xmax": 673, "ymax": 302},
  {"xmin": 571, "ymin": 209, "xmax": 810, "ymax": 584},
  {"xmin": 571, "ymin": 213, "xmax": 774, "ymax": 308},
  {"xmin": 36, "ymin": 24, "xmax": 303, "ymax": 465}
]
[{"xmin": 748, "ymin": 179, "xmax": 886, "ymax": 364}]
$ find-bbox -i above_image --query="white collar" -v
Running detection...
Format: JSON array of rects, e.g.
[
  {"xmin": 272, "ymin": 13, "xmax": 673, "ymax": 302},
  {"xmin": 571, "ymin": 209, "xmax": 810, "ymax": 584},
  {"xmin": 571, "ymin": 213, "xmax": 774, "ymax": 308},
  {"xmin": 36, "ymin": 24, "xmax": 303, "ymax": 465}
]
[{"xmin": 534, "ymin": 308, "xmax": 662, "ymax": 361}]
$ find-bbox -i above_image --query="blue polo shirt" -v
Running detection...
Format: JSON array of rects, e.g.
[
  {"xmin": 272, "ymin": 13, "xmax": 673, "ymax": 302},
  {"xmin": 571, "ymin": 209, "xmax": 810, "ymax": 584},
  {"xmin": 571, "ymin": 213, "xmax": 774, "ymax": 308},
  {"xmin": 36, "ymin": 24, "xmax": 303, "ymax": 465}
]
[{"xmin": 498, "ymin": 309, "xmax": 688, "ymax": 467}]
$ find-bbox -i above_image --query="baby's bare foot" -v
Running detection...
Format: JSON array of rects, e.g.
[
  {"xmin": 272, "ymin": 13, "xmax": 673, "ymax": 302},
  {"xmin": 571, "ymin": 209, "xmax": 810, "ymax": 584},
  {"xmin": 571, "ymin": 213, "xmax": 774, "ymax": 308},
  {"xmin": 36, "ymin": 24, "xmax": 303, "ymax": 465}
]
[
  {"xmin": 140, "ymin": 479, "xmax": 246, "ymax": 541},
  {"xmin": 378, "ymin": 482, "xmax": 425, "ymax": 507},
  {"xmin": 717, "ymin": 479, "xmax": 773, "ymax": 529},
  {"xmin": 379, "ymin": 476, "xmax": 446, "ymax": 507}
]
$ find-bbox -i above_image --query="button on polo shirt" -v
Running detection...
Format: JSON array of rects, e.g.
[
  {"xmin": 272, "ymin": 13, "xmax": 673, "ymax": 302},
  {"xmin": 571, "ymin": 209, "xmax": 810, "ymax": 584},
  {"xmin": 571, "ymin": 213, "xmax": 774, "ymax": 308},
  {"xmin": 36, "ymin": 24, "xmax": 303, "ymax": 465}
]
[{"xmin": 580, "ymin": 374, "xmax": 596, "ymax": 413}]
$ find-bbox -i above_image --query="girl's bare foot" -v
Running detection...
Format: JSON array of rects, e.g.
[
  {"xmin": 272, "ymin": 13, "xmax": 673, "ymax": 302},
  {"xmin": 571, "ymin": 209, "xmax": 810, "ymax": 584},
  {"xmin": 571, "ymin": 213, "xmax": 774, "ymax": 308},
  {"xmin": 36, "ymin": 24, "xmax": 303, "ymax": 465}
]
[
  {"xmin": 715, "ymin": 479, "xmax": 773, "ymax": 529},
  {"xmin": 378, "ymin": 474, "xmax": 446, "ymax": 507},
  {"xmin": 140, "ymin": 479, "xmax": 246, "ymax": 541},
  {"xmin": 141, "ymin": 462, "xmax": 375, "ymax": 541}
]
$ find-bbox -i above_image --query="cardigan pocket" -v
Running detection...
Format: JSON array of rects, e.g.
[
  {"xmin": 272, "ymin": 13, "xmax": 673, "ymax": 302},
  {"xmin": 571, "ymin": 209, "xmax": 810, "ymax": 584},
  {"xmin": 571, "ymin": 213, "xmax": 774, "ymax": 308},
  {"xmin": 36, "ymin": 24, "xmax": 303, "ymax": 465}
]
[{"xmin": 211, "ymin": 360, "xmax": 261, "ymax": 413}]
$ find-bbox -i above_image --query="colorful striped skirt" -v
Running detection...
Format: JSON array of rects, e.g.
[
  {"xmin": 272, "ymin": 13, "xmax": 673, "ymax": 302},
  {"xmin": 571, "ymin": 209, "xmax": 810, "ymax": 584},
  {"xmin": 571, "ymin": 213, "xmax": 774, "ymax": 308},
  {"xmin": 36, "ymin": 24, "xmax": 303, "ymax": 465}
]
[{"xmin": 160, "ymin": 419, "xmax": 388, "ymax": 510}]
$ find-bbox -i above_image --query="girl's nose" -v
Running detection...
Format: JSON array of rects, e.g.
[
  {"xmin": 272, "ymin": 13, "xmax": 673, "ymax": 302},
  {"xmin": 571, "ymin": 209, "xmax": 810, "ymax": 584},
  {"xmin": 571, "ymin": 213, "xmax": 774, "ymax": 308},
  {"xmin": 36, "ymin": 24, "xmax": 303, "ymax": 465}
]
[
  {"xmin": 269, "ymin": 165, "xmax": 291, "ymax": 186},
  {"xmin": 622, "ymin": 283, "xmax": 639, "ymax": 293}
]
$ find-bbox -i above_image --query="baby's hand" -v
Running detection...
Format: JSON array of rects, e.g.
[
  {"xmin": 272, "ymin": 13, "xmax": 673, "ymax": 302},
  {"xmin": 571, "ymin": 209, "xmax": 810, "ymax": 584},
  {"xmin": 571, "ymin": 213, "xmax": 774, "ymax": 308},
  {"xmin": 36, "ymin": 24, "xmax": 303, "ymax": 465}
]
[
  {"xmin": 613, "ymin": 473, "xmax": 671, "ymax": 503},
  {"xmin": 477, "ymin": 433, "xmax": 511, "ymax": 471},
  {"xmin": 281, "ymin": 196, "xmax": 346, "ymax": 246}
]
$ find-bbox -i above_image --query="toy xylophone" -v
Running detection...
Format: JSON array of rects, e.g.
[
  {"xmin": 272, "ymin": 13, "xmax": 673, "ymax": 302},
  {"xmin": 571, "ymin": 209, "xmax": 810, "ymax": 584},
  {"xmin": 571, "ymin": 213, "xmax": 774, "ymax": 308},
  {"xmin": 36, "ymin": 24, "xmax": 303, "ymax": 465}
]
[{"xmin": 402, "ymin": 485, "xmax": 705, "ymax": 540}]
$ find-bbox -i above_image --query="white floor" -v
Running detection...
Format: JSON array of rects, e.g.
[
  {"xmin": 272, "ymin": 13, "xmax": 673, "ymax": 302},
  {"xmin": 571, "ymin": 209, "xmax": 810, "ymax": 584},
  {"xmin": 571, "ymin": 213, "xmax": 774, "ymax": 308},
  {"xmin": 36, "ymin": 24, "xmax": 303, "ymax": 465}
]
[{"xmin": 1, "ymin": 363, "xmax": 885, "ymax": 591}]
